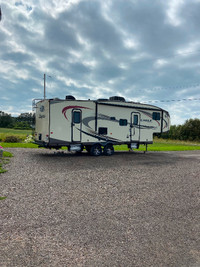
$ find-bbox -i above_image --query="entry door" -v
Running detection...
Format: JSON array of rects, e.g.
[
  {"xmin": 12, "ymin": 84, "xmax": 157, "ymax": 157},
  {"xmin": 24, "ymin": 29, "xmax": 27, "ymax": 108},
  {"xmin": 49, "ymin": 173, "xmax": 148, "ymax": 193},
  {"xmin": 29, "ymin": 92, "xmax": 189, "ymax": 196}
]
[
  {"xmin": 131, "ymin": 112, "xmax": 140, "ymax": 141},
  {"xmin": 72, "ymin": 109, "xmax": 82, "ymax": 142}
]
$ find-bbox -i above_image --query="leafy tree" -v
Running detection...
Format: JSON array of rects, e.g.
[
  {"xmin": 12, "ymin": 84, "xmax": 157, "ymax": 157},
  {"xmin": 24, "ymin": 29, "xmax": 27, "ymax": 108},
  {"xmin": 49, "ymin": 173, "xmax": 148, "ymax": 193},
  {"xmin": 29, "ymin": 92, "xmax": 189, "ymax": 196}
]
[
  {"xmin": 14, "ymin": 113, "xmax": 34, "ymax": 129},
  {"xmin": 180, "ymin": 119, "xmax": 200, "ymax": 141},
  {"xmin": 0, "ymin": 111, "xmax": 34, "ymax": 129},
  {"xmin": 16, "ymin": 113, "xmax": 34, "ymax": 124},
  {"xmin": 159, "ymin": 118, "xmax": 200, "ymax": 141},
  {"xmin": 0, "ymin": 114, "xmax": 13, "ymax": 128},
  {"xmin": 13, "ymin": 121, "xmax": 32, "ymax": 130}
]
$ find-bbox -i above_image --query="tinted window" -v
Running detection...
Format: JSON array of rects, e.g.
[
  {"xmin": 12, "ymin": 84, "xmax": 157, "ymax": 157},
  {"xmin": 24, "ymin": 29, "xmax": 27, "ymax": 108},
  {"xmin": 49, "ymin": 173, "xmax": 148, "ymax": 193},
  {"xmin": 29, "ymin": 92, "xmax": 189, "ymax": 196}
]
[
  {"xmin": 152, "ymin": 112, "xmax": 160, "ymax": 120},
  {"xmin": 119, "ymin": 119, "xmax": 128, "ymax": 126},
  {"xmin": 73, "ymin": 111, "xmax": 81, "ymax": 123},
  {"xmin": 133, "ymin": 115, "xmax": 138, "ymax": 125},
  {"xmin": 98, "ymin": 127, "xmax": 107, "ymax": 135}
]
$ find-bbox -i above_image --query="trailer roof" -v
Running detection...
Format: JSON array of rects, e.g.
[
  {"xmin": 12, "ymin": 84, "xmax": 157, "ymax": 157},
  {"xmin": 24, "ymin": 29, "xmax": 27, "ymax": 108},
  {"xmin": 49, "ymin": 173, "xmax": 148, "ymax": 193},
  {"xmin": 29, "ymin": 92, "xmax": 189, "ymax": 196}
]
[{"xmin": 35, "ymin": 97, "xmax": 169, "ymax": 114}]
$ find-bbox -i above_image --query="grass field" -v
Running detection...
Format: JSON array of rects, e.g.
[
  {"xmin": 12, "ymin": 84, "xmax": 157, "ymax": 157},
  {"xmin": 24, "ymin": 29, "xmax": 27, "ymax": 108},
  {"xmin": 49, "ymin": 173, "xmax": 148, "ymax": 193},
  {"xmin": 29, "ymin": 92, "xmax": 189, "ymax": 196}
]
[
  {"xmin": 0, "ymin": 140, "xmax": 200, "ymax": 151},
  {"xmin": 0, "ymin": 128, "xmax": 32, "ymax": 142},
  {"xmin": 0, "ymin": 142, "xmax": 38, "ymax": 148},
  {"xmin": 115, "ymin": 142, "xmax": 200, "ymax": 152},
  {"xmin": 0, "ymin": 128, "xmax": 32, "ymax": 135},
  {"xmin": 0, "ymin": 128, "xmax": 200, "ymax": 151}
]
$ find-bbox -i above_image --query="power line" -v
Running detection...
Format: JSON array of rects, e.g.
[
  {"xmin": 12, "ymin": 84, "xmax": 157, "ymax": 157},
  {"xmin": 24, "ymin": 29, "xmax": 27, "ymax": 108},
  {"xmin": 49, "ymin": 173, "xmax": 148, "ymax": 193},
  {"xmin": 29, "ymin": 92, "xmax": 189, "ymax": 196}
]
[
  {"xmin": 150, "ymin": 82, "xmax": 200, "ymax": 91},
  {"xmin": 131, "ymin": 49, "xmax": 200, "ymax": 66},
  {"xmin": 142, "ymin": 98, "xmax": 200, "ymax": 103}
]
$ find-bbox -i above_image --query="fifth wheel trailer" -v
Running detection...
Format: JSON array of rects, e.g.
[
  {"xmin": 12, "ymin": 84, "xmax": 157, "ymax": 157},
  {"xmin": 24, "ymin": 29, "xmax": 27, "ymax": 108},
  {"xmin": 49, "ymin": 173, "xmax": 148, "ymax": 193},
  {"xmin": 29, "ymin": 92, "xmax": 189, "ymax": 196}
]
[{"xmin": 33, "ymin": 96, "xmax": 170, "ymax": 156}]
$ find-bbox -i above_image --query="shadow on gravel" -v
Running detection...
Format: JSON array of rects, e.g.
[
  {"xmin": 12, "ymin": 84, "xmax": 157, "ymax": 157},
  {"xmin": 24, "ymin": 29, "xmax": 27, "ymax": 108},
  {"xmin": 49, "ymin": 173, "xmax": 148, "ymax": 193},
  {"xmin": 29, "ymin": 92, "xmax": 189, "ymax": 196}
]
[
  {"xmin": 33, "ymin": 150, "xmax": 178, "ymax": 167},
  {"xmin": 35, "ymin": 150, "xmax": 151, "ymax": 158}
]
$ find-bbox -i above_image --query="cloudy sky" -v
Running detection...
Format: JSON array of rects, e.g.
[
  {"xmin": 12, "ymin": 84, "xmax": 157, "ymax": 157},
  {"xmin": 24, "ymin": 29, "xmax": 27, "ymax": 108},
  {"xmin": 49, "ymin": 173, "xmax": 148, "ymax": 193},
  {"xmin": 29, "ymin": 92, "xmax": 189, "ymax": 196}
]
[{"xmin": 0, "ymin": 0, "xmax": 200, "ymax": 125}]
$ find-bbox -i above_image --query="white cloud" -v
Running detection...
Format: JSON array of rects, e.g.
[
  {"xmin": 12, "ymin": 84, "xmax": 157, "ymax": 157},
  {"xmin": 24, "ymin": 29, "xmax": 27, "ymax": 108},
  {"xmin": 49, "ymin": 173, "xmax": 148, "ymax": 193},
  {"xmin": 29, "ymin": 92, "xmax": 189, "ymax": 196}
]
[
  {"xmin": 32, "ymin": 88, "xmax": 41, "ymax": 93},
  {"xmin": 166, "ymin": 0, "xmax": 184, "ymax": 26},
  {"xmin": 0, "ymin": 96, "xmax": 10, "ymax": 101},
  {"xmin": 154, "ymin": 59, "xmax": 169, "ymax": 68},
  {"xmin": 123, "ymin": 38, "xmax": 138, "ymax": 49},
  {"xmin": 0, "ymin": 0, "xmax": 200, "ymax": 125}
]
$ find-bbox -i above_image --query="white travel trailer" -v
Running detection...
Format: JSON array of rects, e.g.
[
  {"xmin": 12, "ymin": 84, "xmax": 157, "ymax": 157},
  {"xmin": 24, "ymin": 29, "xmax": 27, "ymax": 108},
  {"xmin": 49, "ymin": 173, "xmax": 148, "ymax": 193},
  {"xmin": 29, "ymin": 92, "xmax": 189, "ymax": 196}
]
[{"xmin": 33, "ymin": 96, "xmax": 170, "ymax": 156}]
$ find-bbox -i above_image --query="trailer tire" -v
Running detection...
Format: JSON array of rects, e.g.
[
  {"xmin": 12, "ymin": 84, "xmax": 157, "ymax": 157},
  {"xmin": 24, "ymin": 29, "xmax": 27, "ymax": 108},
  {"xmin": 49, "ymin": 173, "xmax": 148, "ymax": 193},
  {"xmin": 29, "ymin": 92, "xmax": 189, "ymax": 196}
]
[
  {"xmin": 90, "ymin": 144, "xmax": 102, "ymax": 156},
  {"xmin": 103, "ymin": 144, "xmax": 114, "ymax": 156}
]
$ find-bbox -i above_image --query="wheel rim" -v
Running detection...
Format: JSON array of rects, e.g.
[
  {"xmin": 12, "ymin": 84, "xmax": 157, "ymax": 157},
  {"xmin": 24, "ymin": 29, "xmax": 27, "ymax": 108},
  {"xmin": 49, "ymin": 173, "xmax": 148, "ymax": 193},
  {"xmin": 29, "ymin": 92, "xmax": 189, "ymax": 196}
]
[
  {"xmin": 107, "ymin": 148, "xmax": 112, "ymax": 155},
  {"xmin": 104, "ymin": 145, "xmax": 114, "ymax": 156},
  {"xmin": 94, "ymin": 147, "xmax": 101, "ymax": 156},
  {"xmin": 91, "ymin": 144, "xmax": 102, "ymax": 156}
]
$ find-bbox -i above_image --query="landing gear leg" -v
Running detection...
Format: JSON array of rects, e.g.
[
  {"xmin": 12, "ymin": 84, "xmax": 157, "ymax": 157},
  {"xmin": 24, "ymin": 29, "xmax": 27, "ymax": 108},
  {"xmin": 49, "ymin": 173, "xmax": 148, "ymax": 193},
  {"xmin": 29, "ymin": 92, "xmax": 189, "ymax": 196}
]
[{"xmin": 144, "ymin": 144, "xmax": 148, "ymax": 154}]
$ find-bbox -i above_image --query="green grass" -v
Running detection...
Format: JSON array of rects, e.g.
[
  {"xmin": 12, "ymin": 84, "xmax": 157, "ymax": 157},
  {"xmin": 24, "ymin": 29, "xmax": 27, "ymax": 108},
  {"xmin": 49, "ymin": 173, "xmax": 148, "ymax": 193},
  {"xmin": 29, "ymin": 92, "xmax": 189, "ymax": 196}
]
[
  {"xmin": 0, "ymin": 196, "xmax": 7, "ymax": 200},
  {"xmin": 3, "ymin": 151, "xmax": 13, "ymax": 157},
  {"xmin": 0, "ymin": 128, "xmax": 32, "ymax": 142},
  {"xmin": 0, "ymin": 142, "xmax": 38, "ymax": 148},
  {"xmin": 115, "ymin": 140, "xmax": 200, "ymax": 152},
  {"xmin": 0, "ymin": 128, "xmax": 200, "ymax": 151},
  {"xmin": 0, "ymin": 150, "xmax": 13, "ymax": 201},
  {"xmin": 0, "ymin": 140, "xmax": 200, "ymax": 151},
  {"xmin": 143, "ymin": 143, "xmax": 200, "ymax": 151},
  {"xmin": 0, "ymin": 151, "xmax": 13, "ymax": 174},
  {"xmin": 0, "ymin": 128, "xmax": 32, "ymax": 135},
  {"xmin": 0, "ymin": 166, "xmax": 7, "ymax": 173}
]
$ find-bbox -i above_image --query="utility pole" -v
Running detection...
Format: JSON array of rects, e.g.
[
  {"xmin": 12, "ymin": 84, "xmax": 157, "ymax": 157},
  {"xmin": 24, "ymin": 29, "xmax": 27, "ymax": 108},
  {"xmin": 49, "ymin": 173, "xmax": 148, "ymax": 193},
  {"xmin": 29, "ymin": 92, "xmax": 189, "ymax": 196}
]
[
  {"xmin": 0, "ymin": 6, "xmax": 2, "ymax": 21},
  {"xmin": 44, "ymin": 73, "xmax": 46, "ymax": 99}
]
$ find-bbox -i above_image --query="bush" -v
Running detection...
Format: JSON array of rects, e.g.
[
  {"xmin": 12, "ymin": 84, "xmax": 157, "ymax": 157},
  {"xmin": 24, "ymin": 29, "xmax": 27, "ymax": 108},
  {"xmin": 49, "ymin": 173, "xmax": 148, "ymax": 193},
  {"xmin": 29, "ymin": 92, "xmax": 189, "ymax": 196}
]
[
  {"xmin": 158, "ymin": 118, "xmax": 200, "ymax": 142},
  {"xmin": 4, "ymin": 136, "xmax": 22, "ymax": 143},
  {"xmin": 24, "ymin": 135, "xmax": 34, "ymax": 143}
]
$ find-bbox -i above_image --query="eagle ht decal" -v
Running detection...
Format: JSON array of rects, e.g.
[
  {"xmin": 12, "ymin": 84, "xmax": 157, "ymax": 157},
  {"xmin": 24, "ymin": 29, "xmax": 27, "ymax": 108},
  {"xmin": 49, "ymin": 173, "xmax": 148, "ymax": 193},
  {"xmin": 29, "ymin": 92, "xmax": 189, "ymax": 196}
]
[
  {"xmin": 139, "ymin": 110, "xmax": 160, "ymax": 127},
  {"xmin": 62, "ymin": 106, "xmax": 91, "ymax": 120}
]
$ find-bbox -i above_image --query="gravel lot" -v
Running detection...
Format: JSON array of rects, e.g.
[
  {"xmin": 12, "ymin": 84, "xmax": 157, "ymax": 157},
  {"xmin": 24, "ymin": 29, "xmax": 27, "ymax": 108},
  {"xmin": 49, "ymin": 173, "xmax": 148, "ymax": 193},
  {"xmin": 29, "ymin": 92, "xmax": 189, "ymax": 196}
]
[{"xmin": 0, "ymin": 148, "xmax": 200, "ymax": 267}]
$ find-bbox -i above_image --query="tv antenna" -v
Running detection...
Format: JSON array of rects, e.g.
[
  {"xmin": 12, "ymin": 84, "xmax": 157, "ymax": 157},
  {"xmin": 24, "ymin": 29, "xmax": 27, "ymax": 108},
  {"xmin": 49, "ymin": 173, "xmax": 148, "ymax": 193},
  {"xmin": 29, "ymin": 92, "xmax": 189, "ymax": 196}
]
[{"xmin": 43, "ymin": 73, "xmax": 52, "ymax": 99}]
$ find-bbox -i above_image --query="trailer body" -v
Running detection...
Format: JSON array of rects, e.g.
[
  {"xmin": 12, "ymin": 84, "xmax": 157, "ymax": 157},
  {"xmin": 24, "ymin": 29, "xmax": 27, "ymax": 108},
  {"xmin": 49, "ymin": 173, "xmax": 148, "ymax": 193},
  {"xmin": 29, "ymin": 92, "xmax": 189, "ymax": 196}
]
[{"xmin": 33, "ymin": 97, "xmax": 170, "ymax": 155}]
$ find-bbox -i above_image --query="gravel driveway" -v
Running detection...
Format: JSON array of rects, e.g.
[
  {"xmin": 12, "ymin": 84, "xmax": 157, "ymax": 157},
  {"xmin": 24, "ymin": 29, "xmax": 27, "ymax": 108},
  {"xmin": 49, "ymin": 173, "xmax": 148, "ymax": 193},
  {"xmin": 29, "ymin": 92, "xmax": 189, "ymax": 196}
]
[{"xmin": 0, "ymin": 148, "xmax": 200, "ymax": 267}]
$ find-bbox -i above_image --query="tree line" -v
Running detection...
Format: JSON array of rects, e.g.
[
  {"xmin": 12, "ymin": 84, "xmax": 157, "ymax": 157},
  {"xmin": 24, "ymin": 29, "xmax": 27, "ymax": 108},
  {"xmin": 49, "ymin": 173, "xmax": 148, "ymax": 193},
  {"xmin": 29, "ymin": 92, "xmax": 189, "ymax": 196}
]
[
  {"xmin": 158, "ymin": 118, "xmax": 200, "ymax": 142},
  {"xmin": 0, "ymin": 112, "xmax": 34, "ymax": 130}
]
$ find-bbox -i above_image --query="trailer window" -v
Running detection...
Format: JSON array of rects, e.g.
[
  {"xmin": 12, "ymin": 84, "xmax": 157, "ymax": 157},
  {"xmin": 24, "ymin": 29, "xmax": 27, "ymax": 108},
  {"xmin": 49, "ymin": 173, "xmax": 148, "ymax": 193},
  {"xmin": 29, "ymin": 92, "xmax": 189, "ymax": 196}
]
[
  {"xmin": 119, "ymin": 119, "xmax": 127, "ymax": 126},
  {"xmin": 99, "ymin": 127, "xmax": 107, "ymax": 135},
  {"xmin": 133, "ymin": 115, "xmax": 138, "ymax": 125},
  {"xmin": 73, "ymin": 111, "xmax": 81, "ymax": 123},
  {"xmin": 152, "ymin": 112, "xmax": 160, "ymax": 120}
]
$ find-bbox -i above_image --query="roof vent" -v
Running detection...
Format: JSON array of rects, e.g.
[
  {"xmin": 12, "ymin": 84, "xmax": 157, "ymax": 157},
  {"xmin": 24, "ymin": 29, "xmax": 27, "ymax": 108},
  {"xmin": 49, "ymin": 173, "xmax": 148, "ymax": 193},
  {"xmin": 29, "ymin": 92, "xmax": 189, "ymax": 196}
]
[
  {"xmin": 97, "ymin": 98, "xmax": 109, "ymax": 101},
  {"xmin": 65, "ymin": 95, "xmax": 76, "ymax": 100},
  {"xmin": 109, "ymin": 96, "xmax": 125, "ymax": 102}
]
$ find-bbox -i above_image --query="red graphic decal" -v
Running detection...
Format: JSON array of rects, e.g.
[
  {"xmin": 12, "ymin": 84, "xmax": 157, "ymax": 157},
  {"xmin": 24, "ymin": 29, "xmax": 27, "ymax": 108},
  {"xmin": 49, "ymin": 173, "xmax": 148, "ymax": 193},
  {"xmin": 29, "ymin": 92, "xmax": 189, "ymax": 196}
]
[{"xmin": 62, "ymin": 106, "xmax": 91, "ymax": 120}]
